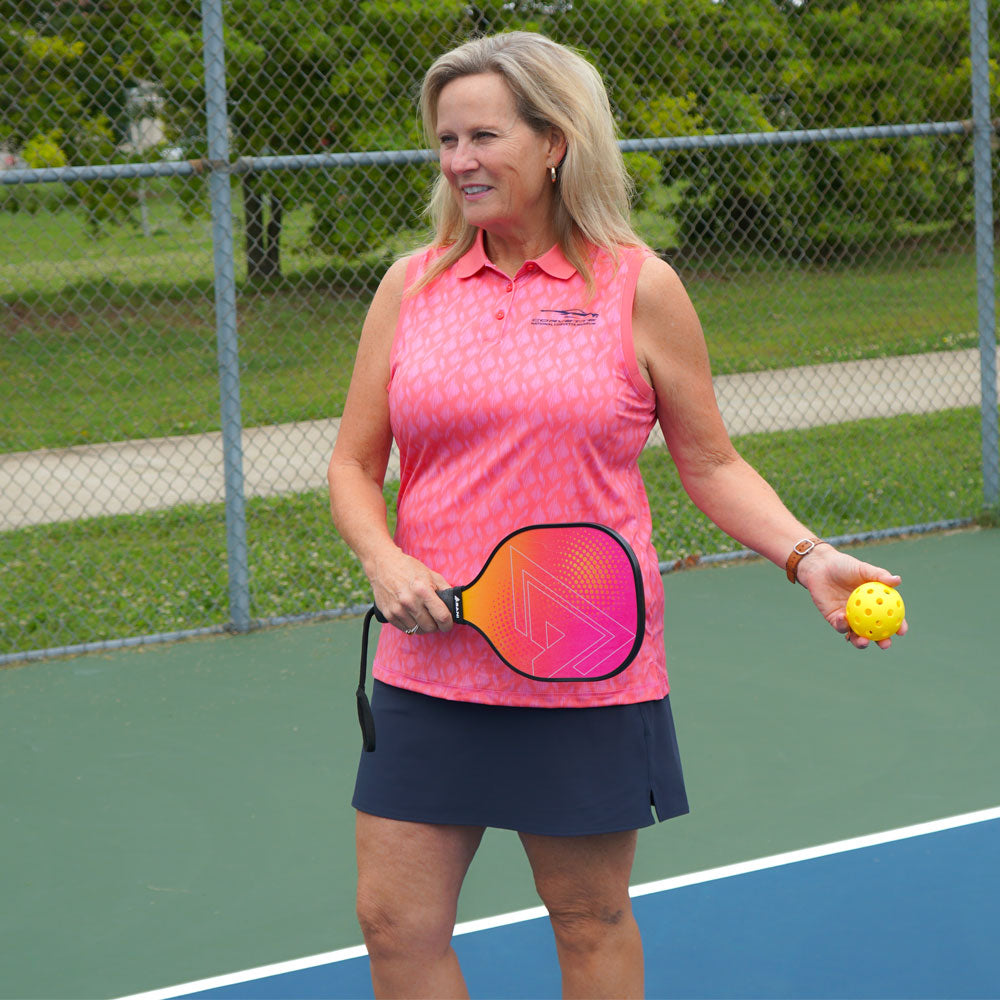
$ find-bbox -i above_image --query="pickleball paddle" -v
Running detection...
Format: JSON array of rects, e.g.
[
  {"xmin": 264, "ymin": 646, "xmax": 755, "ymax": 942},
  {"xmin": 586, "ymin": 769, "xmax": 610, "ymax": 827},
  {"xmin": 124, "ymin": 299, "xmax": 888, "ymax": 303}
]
[{"xmin": 356, "ymin": 522, "xmax": 645, "ymax": 751}]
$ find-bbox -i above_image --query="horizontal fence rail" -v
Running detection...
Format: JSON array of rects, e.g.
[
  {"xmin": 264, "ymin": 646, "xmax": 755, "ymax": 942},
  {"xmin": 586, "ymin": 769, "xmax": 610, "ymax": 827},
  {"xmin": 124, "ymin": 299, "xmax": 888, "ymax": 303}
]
[{"xmin": 2, "ymin": 120, "xmax": 988, "ymax": 187}]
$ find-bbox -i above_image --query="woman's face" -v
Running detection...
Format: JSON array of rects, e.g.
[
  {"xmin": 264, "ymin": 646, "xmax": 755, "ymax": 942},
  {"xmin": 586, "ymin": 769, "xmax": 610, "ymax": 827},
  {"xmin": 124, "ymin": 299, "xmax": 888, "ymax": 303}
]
[{"xmin": 435, "ymin": 72, "xmax": 564, "ymax": 243}]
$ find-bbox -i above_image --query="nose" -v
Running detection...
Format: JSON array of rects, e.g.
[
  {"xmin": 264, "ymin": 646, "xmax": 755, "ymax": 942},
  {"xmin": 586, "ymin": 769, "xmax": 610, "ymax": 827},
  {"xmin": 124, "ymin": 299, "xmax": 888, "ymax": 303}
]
[{"xmin": 448, "ymin": 138, "xmax": 479, "ymax": 174}]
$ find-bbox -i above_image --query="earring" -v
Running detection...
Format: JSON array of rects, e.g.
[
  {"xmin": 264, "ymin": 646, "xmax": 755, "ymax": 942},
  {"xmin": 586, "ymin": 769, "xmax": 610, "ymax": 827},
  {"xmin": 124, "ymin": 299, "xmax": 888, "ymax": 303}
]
[{"xmin": 549, "ymin": 165, "xmax": 557, "ymax": 184}]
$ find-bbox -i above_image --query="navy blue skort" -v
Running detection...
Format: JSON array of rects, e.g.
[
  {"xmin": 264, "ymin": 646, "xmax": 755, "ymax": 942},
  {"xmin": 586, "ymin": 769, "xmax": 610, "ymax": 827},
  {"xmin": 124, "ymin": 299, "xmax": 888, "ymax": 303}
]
[{"xmin": 352, "ymin": 680, "xmax": 689, "ymax": 836}]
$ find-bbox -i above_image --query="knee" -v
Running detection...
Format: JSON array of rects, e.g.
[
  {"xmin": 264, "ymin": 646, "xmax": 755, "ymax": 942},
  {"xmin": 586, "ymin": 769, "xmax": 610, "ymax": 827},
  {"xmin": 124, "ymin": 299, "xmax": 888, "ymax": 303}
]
[
  {"xmin": 356, "ymin": 889, "xmax": 454, "ymax": 963},
  {"xmin": 542, "ymin": 893, "xmax": 634, "ymax": 955},
  {"xmin": 356, "ymin": 891, "xmax": 401, "ymax": 959}
]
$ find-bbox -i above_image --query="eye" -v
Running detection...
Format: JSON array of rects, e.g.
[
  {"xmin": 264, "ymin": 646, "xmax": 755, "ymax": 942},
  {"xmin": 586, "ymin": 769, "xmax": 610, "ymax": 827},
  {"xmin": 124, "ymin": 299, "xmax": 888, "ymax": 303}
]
[
  {"xmin": 474, "ymin": 130, "xmax": 495, "ymax": 141},
  {"xmin": 438, "ymin": 133, "xmax": 456, "ymax": 148}
]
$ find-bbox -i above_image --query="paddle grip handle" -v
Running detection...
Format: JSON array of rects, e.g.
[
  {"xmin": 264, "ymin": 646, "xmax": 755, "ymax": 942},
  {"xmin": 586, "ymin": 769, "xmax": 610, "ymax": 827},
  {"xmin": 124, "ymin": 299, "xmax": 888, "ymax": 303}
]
[
  {"xmin": 436, "ymin": 587, "xmax": 462, "ymax": 622},
  {"xmin": 372, "ymin": 589, "xmax": 462, "ymax": 625}
]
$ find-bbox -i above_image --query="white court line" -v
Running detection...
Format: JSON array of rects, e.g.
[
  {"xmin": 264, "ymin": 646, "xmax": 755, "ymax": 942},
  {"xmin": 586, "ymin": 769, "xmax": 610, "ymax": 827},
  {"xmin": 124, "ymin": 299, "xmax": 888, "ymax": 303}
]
[
  {"xmin": 627, "ymin": 803, "xmax": 1000, "ymax": 899},
  {"xmin": 117, "ymin": 804, "xmax": 1000, "ymax": 1000}
]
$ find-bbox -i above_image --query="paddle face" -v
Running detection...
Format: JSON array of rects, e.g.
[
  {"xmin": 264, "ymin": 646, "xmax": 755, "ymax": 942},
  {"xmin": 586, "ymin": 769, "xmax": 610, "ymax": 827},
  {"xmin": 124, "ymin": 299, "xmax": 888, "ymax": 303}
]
[{"xmin": 446, "ymin": 522, "xmax": 644, "ymax": 681}]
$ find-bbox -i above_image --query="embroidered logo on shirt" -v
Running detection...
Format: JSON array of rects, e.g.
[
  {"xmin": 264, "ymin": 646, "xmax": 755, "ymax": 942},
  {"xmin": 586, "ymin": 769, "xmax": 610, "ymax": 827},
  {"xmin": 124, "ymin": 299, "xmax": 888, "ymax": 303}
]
[{"xmin": 530, "ymin": 309, "xmax": 599, "ymax": 327}]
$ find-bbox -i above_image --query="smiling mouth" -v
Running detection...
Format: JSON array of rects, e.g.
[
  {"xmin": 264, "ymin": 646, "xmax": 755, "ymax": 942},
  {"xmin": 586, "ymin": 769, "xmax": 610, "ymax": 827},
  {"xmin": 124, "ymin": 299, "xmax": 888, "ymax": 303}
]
[{"xmin": 461, "ymin": 185, "xmax": 492, "ymax": 196}]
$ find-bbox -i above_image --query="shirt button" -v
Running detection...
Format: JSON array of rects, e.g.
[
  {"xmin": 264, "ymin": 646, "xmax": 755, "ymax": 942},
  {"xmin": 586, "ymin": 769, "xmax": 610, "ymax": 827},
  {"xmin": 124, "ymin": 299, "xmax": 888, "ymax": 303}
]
[
  {"xmin": 505, "ymin": 282, "xmax": 513, "ymax": 292},
  {"xmin": 526, "ymin": 263, "xmax": 536, "ymax": 271},
  {"xmin": 496, "ymin": 310, "xmax": 505, "ymax": 320}
]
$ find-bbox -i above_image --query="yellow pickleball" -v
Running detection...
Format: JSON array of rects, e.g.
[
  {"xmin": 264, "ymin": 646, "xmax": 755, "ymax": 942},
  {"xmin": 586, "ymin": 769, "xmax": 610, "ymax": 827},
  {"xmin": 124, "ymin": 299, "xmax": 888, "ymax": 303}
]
[{"xmin": 846, "ymin": 582, "xmax": 904, "ymax": 641}]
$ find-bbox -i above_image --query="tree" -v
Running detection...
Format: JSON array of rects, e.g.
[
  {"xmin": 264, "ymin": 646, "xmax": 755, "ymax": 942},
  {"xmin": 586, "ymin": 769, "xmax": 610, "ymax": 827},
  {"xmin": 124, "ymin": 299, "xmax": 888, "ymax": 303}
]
[
  {"xmin": 0, "ymin": 0, "xmax": 182, "ymax": 231},
  {"xmin": 149, "ymin": 0, "xmax": 474, "ymax": 285},
  {"xmin": 540, "ymin": 0, "xmax": 982, "ymax": 260}
]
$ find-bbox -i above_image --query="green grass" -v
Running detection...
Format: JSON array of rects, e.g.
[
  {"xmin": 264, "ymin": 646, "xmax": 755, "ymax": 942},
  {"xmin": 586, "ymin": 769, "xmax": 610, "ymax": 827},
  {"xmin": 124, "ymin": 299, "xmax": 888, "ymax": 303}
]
[
  {"xmin": 2, "ymin": 285, "xmax": 368, "ymax": 449},
  {"xmin": 2, "ymin": 194, "xmax": 371, "ymax": 450},
  {"xmin": 689, "ymin": 249, "xmax": 979, "ymax": 371},
  {"xmin": 0, "ymin": 485, "xmax": 385, "ymax": 654},
  {"xmin": 641, "ymin": 408, "xmax": 985, "ymax": 560},
  {"xmin": 1, "ymin": 409, "xmax": 986, "ymax": 656},
  {"xmin": 0, "ymin": 181, "xmax": 325, "ymax": 296},
  {"xmin": 1, "ymin": 199, "xmax": 984, "ymax": 452}
]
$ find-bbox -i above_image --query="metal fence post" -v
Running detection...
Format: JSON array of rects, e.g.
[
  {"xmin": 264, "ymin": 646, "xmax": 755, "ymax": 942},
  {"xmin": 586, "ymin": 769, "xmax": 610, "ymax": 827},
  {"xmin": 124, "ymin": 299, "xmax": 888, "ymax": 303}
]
[
  {"xmin": 970, "ymin": 0, "xmax": 1000, "ymax": 510},
  {"xmin": 201, "ymin": 0, "xmax": 251, "ymax": 631}
]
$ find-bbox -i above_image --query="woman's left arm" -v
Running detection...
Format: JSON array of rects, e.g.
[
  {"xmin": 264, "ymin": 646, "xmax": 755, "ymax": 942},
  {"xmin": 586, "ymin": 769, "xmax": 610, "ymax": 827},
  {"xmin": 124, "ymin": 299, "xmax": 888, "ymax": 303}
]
[{"xmin": 632, "ymin": 256, "xmax": 906, "ymax": 649}]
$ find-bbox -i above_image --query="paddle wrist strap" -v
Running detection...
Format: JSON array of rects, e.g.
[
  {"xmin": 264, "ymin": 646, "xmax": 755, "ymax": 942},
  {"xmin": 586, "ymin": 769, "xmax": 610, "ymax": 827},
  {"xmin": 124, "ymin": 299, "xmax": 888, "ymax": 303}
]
[{"xmin": 357, "ymin": 607, "xmax": 377, "ymax": 752}]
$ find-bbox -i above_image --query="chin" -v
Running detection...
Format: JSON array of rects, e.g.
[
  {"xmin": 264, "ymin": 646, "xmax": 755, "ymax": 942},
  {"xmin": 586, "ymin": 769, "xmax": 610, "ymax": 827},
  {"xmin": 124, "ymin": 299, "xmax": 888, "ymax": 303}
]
[{"xmin": 461, "ymin": 207, "xmax": 495, "ymax": 229}]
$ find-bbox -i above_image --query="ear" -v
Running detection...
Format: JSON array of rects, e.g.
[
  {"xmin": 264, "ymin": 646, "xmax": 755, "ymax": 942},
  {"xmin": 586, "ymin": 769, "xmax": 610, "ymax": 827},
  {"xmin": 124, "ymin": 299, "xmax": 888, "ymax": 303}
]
[{"xmin": 547, "ymin": 127, "xmax": 567, "ymax": 167}]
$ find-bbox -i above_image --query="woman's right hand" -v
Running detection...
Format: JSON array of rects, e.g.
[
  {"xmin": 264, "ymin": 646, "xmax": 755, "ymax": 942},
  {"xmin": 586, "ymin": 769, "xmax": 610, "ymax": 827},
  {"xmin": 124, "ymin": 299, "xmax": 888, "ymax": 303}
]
[{"xmin": 368, "ymin": 548, "xmax": 454, "ymax": 635}]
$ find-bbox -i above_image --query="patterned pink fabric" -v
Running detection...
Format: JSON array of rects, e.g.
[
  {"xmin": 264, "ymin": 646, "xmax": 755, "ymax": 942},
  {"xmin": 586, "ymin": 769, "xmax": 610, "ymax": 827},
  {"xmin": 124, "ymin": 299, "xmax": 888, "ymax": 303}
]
[{"xmin": 373, "ymin": 231, "xmax": 669, "ymax": 707}]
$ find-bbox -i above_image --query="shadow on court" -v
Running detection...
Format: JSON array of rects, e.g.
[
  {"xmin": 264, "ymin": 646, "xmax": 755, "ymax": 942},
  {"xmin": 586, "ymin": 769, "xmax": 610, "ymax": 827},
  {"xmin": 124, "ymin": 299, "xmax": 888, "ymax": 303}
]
[{"xmin": 1, "ymin": 528, "xmax": 997, "ymax": 999}]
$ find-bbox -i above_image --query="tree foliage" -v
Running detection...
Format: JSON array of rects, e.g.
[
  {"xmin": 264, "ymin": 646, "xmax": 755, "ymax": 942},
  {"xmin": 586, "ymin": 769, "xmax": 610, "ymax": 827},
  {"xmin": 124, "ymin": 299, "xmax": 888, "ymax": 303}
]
[
  {"xmin": 1, "ymin": 0, "xmax": 995, "ymax": 271},
  {"xmin": 1, "ymin": 0, "xmax": 180, "ymax": 230}
]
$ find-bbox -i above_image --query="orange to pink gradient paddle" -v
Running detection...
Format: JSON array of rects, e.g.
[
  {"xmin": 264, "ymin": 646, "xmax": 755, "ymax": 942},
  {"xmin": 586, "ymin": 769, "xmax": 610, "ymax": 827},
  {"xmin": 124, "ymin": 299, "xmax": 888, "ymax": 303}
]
[{"xmin": 357, "ymin": 523, "xmax": 645, "ymax": 751}]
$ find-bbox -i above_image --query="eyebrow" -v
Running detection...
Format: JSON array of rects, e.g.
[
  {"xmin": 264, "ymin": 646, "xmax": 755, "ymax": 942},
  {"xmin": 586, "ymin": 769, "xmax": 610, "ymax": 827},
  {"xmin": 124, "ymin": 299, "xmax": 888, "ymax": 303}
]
[{"xmin": 436, "ymin": 118, "xmax": 509, "ymax": 137}]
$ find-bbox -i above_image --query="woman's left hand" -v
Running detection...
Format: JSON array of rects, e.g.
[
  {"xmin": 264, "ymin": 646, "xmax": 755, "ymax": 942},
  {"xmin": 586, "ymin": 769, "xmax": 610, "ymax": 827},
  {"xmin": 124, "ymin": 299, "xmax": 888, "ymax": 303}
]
[{"xmin": 795, "ymin": 544, "xmax": 908, "ymax": 649}]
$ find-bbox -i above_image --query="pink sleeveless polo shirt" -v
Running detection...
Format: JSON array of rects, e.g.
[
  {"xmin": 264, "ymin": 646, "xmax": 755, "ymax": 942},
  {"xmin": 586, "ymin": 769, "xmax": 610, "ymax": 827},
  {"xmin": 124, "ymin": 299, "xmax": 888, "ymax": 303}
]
[{"xmin": 373, "ymin": 231, "xmax": 669, "ymax": 707}]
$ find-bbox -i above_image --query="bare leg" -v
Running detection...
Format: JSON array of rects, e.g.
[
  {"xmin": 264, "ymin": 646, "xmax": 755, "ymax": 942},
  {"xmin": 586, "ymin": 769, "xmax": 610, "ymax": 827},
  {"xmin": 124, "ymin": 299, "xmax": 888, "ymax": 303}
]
[
  {"xmin": 355, "ymin": 811, "xmax": 485, "ymax": 999},
  {"xmin": 520, "ymin": 829, "xmax": 643, "ymax": 999}
]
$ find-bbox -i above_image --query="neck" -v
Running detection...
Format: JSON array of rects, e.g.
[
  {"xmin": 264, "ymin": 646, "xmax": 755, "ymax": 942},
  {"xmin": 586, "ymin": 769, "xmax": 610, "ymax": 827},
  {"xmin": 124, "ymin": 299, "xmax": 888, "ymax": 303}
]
[{"xmin": 482, "ymin": 226, "xmax": 557, "ymax": 276}]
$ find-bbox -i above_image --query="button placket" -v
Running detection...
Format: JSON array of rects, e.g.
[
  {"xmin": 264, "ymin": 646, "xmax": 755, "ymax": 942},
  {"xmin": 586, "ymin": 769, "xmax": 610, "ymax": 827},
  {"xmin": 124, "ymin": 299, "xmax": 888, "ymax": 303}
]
[{"xmin": 487, "ymin": 276, "xmax": 516, "ymax": 340}]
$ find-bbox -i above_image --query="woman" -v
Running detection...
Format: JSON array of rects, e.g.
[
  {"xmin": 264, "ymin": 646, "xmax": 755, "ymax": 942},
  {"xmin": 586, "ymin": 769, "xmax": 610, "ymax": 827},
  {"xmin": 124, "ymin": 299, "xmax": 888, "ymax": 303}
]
[{"xmin": 328, "ymin": 31, "xmax": 905, "ymax": 999}]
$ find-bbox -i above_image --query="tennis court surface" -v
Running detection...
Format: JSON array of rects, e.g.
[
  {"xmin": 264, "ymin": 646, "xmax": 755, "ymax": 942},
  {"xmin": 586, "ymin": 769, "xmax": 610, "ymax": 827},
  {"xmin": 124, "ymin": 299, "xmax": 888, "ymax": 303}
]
[{"xmin": 2, "ymin": 528, "xmax": 997, "ymax": 999}]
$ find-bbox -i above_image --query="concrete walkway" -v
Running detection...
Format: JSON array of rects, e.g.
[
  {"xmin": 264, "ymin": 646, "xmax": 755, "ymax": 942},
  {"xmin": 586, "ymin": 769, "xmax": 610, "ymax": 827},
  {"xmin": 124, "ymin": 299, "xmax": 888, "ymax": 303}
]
[{"xmin": 1, "ymin": 348, "xmax": 992, "ymax": 530}]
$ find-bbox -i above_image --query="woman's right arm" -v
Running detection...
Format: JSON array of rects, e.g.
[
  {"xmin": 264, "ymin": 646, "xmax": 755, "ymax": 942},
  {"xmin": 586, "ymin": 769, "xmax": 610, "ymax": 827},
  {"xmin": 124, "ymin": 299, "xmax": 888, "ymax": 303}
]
[{"xmin": 327, "ymin": 257, "xmax": 453, "ymax": 634}]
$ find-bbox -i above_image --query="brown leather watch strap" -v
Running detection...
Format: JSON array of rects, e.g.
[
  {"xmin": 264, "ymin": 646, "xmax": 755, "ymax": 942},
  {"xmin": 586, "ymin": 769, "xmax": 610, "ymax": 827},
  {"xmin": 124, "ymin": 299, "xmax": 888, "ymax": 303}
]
[{"xmin": 786, "ymin": 537, "xmax": 824, "ymax": 584}]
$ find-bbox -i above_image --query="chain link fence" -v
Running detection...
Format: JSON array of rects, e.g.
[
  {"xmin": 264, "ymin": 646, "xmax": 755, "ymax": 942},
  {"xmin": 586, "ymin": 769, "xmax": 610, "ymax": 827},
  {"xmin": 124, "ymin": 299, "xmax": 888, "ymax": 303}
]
[{"xmin": 2, "ymin": 0, "xmax": 998, "ymax": 662}]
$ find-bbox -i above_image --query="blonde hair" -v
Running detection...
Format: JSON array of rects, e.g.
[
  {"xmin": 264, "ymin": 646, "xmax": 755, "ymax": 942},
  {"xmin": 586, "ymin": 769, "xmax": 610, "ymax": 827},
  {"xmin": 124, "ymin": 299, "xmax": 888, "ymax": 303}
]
[{"xmin": 413, "ymin": 31, "xmax": 642, "ymax": 295}]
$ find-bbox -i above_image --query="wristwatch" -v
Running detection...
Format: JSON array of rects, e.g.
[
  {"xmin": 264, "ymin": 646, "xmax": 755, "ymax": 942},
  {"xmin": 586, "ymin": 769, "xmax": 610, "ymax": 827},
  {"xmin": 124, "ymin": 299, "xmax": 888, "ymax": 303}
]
[{"xmin": 786, "ymin": 536, "xmax": 825, "ymax": 584}]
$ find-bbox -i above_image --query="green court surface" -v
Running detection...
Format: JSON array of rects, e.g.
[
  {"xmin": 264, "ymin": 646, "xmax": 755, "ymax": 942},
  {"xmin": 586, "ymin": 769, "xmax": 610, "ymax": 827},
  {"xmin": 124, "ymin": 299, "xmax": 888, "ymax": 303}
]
[{"xmin": 1, "ymin": 528, "xmax": 997, "ymax": 1000}]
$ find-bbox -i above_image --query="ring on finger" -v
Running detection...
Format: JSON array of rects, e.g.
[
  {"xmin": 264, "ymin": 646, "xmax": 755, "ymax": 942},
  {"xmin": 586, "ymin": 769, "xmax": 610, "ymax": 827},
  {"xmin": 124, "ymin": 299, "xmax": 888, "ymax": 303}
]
[{"xmin": 404, "ymin": 623, "xmax": 419, "ymax": 635}]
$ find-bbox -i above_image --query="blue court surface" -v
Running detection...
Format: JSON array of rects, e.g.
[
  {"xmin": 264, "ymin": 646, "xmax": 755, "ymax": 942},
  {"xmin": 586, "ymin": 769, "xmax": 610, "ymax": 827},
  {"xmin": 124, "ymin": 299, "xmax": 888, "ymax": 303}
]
[{"xmin": 124, "ymin": 807, "xmax": 1000, "ymax": 1000}]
